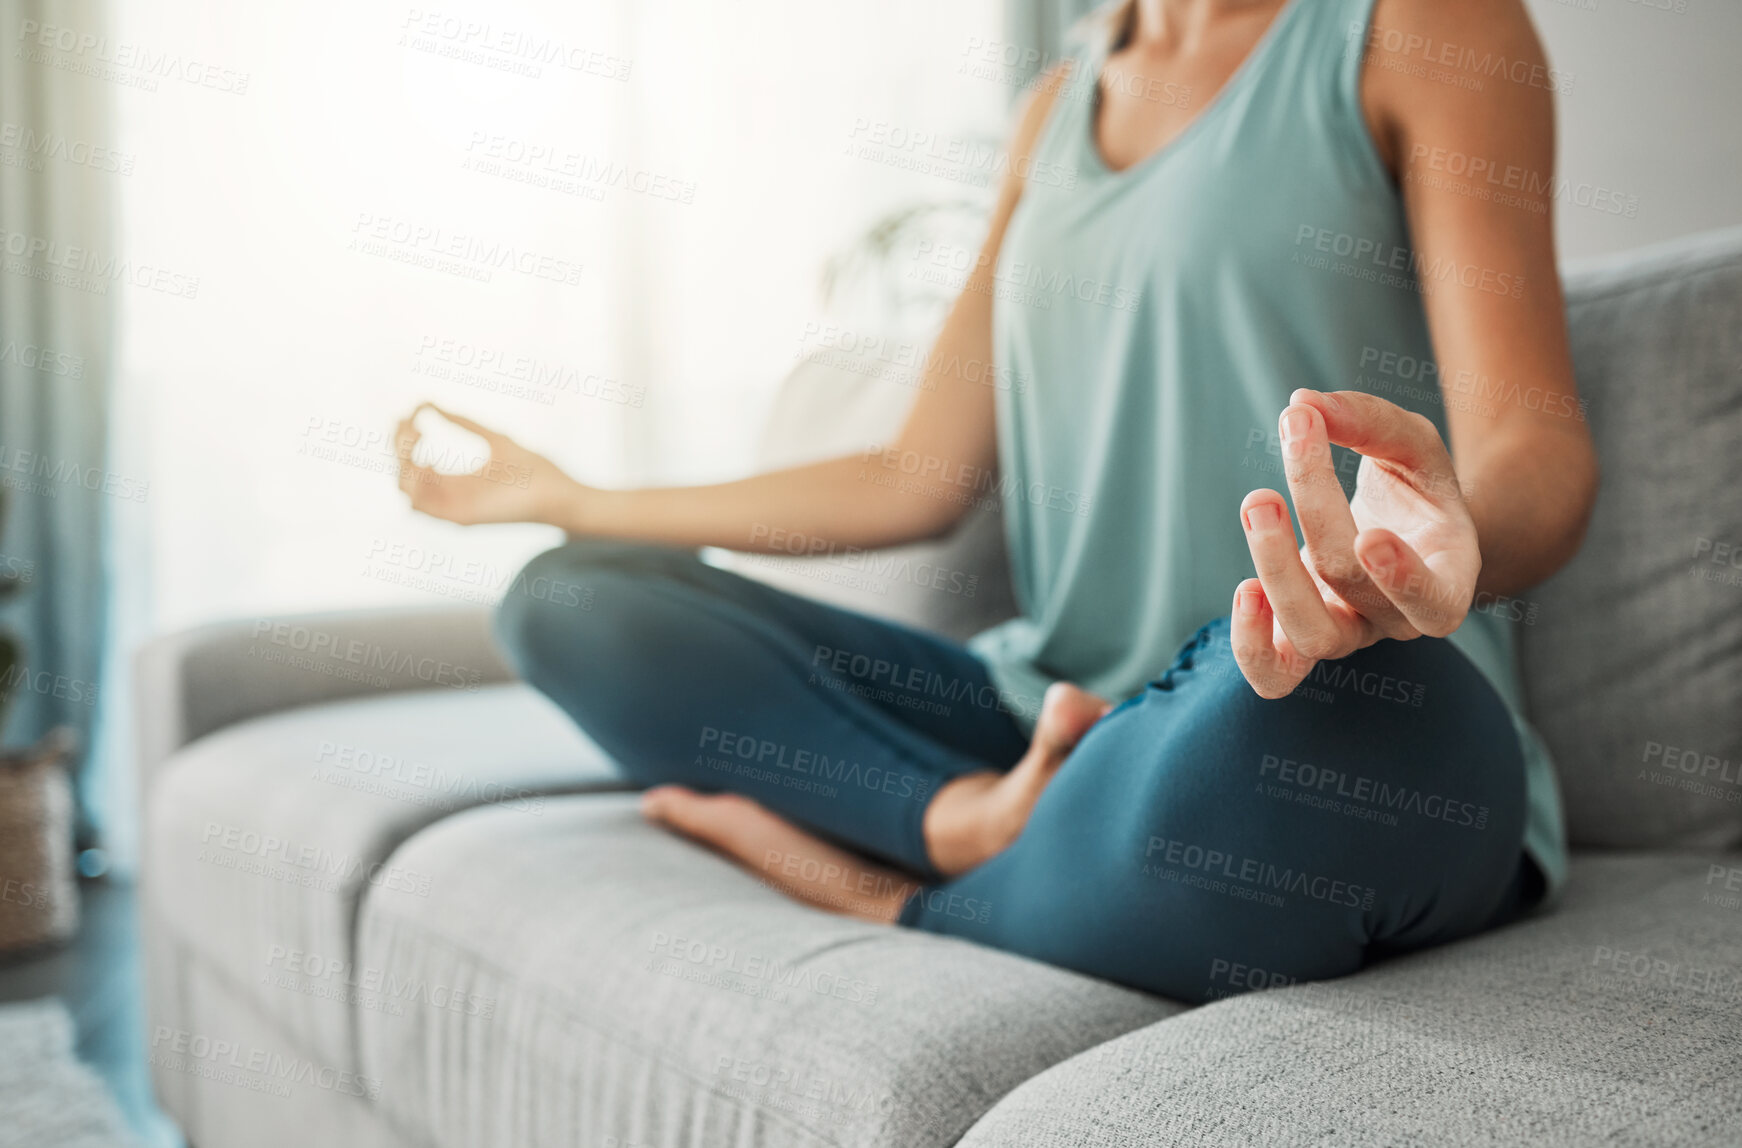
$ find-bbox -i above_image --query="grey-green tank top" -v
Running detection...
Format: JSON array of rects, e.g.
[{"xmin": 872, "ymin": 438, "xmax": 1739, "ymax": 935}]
[{"xmin": 967, "ymin": 0, "xmax": 1566, "ymax": 892}]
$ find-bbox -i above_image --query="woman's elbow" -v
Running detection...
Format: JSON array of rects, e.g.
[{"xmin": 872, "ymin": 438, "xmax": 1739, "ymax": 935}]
[{"xmin": 1550, "ymin": 429, "xmax": 1601, "ymax": 569}]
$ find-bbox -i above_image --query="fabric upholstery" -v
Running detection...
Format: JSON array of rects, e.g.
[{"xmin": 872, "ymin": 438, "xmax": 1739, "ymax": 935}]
[
  {"xmin": 1517, "ymin": 227, "xmax": 1742, "ymax": 849},
  {"xmin": 148, "ymin": 933, "xmax": 430, "ymax": 1148},
  {"xmin": 960, "ymin": 851, "xmax": 1742, "ymax": 1146},
  {"xmin": 144, "ymin": 684, "xmax": 623, "ymax": 1070},
  {"xmin": 355, "ymin": 794, "xmax": 1180, "ymax": 1148},
  {"xmin": 134, "ymin": 605, "xmax": 513, "ymax": 799}
]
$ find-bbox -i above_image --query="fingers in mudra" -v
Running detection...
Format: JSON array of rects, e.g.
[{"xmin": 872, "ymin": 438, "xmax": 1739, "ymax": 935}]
[
  {"xmin": 1233, "ymin": 389, "xmax": 1482, "ymax": 696},
  {"xmin": 1278, "ymin": 400, "xmax": 1414, "ymax": 640},
  {"xmin": 393, "ymin": 402, "xmax": 559, "ymax": 526}
]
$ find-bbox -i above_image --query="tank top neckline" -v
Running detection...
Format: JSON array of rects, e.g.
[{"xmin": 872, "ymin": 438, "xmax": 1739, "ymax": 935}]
[{"xmin": 1078, "ymin": 0, "xmax": 1307, "ymax": 181}]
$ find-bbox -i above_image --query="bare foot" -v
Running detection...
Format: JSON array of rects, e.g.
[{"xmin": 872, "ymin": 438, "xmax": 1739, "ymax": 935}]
[
  {"xmin": 641, "ymin": 787, "xmax": 915, "ymax": 923},
  {"xmin": 922, "ymin": 681, "xmax": 1111, "ymax": 878}
]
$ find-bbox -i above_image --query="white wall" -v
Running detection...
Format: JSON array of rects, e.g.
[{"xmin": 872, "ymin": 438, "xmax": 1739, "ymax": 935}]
[{"xmin": 1525, "ymin": 0, "xmax": 1742, "ymax": 259}]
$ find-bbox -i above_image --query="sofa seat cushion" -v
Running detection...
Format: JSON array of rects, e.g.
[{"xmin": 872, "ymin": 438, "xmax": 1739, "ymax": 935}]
[
  {"xmin": 144, "ymin": 684, "xmax": 624, "ymax": 1070},
  {"xmin": 354, "ymin": 794, "xmax": 1180, "ymax": 1148},
  {"xmin": 959, "ymin": 851, "xmax": 1742, "ymax": 1147}
]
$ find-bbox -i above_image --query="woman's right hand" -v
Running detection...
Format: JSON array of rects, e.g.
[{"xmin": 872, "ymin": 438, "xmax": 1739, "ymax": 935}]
[{"xmin": 394, "ymin": 402, "xmax": 585, "ymax": 527}]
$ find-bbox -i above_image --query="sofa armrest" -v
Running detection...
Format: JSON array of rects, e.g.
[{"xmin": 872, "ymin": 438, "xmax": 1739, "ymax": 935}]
[{"xmin": 133, "ymin": 604, "xmax": 513, "ymax": 798}]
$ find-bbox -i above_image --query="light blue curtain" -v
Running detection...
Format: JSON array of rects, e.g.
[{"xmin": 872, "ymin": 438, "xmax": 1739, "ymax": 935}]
[
  {"xmin": 0, "ymin": 0, "xmax": 116, "ymax": 853},
  {"xmin": 1002, "ymin": 0, "xmax": 1106, "ymax": 95}
]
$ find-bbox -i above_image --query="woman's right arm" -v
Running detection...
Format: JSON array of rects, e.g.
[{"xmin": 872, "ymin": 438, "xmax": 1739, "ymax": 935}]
[{"xmin": 397, "ymin": 68, "xmax": 1070, "ymax": 555}]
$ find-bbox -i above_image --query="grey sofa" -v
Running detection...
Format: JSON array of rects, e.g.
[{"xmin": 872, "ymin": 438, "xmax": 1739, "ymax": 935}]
[{"xmin": 136, "ymin": 227, "xmax": 1742, "ymax": 1148}]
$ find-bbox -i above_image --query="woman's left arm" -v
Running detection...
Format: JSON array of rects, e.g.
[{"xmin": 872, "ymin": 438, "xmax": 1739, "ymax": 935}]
[
  {"xmin": 1368, "ymin": 0, "xmax": 1599, "ymax": 594},
  {"xmin": 1231, "ymin": 0, "xmax": 1599, "ymax": 696}
]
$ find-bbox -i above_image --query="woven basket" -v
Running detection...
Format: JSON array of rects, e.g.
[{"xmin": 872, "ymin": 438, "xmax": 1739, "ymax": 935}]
[{"xmin": 0, "ymin": 729, "xmax": 79, "ymax": 955}]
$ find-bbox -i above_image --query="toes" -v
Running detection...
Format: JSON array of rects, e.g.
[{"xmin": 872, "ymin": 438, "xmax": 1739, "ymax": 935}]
[
  {"xmin": 642, "ymin": 787, "xmax": 775, "ymax": 861},
  {"xmin": 639, "ymin": 784, "xmax": 692, "ymax": 824},
  {"xmin": 1035, "ymin": 681, "xmax": 1112, "ymax": 753},
  {"xmin": 641, "ymin": 786, "xmax": 735, "ymax": 837}
]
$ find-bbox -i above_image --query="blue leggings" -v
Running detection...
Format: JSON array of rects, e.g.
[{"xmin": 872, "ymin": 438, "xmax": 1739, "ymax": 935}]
[{"xmin": 496, "ymin": 538, "xmax": 1536, "ymax": 1003}]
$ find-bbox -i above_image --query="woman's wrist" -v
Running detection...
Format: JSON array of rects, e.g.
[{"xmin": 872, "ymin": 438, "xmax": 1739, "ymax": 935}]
[{"xmin": 532, "ymin": 471, "xmax": 597, "ymax": 534}]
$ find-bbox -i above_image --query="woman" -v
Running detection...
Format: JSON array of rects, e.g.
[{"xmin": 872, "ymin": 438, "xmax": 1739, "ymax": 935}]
[{"xmin": 395, "ymin": 0, "xmax": 1596, "ymax": 1003}]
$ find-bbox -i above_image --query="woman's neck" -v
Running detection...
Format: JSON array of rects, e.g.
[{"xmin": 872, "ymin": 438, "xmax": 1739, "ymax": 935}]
[{"xmin": 1125, "ymin": 0, "xmax": 1283, "ymax": 51}]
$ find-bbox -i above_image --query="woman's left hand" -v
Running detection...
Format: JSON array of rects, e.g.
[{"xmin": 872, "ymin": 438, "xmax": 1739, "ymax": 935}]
[{"xmin": 1231, "ymin": 389, "xmax": 1480, "ymax": 698}]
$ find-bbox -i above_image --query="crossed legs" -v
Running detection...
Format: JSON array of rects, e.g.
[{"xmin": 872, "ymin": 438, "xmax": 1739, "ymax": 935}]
[{"xmin": 497, "ymin": 540, "xmax": 1532, "ymax": 1001}]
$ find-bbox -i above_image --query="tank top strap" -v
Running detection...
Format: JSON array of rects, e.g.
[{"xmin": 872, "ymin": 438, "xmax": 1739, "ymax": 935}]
[
  {"xmin": 1273, "ymin": 0, "xmax": 1393, "ymax": 190},
  {"xmin": 1019, "ymin": 4, "xmax": 1121, "ymax": 170}
]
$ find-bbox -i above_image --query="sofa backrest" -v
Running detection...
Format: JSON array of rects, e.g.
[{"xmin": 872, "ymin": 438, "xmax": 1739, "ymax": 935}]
[
  {"xmin": 711, "ymin": 341, "xmax": 1019, "ymax": 642},
  {"xmin": 1517, "ymin": 226, "xmax": 1742, "ymax": 851}
]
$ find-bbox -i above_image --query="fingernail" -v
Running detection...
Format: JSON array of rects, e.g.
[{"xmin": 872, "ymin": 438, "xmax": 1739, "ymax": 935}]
[
  {"xmin": 1280, "ymin": 409, "xmax": 1310, "ymax": 442},
  {"xmin": 1363, "ymin": 540, "xmax": 1399, "ymax": 570},
  {"xmin": 1244, "ymin": 502, "xmax": 1281, "ymax": 532},
  {"xmin": 1237, "ymin": 589, "xmax": 1262, "ymax": 616}
]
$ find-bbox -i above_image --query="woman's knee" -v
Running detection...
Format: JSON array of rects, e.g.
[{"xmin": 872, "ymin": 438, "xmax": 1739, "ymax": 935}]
[{"xmin": 492, "ymin": 540, "xmax": 671, "ymax": 683}]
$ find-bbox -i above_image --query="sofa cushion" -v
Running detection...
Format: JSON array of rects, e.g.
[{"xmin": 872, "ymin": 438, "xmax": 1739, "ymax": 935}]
[
  {"xmin": 959, "ymin": 850, "xmax": 1742, "ymax": 1147},
  {"xmin": 355, "ymin": 794, "xmax": 1179, "ymax": 1148},
  {"xmin": 1517, "ymin": 227, "xmax": 1742, "ymax": 849},
  {"xmin": 144, "ymin": 683, "xmax": 624, "ymax": 1071}
]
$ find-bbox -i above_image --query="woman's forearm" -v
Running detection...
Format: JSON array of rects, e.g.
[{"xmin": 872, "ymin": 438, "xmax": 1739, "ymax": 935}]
[
  {"xmin": 537, "ymin": 449, "xmax": 978, "ymax": 554},
  {"xmin": 1461, "ymin": 420, "xmax": 1599, "ymax": 597}
]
